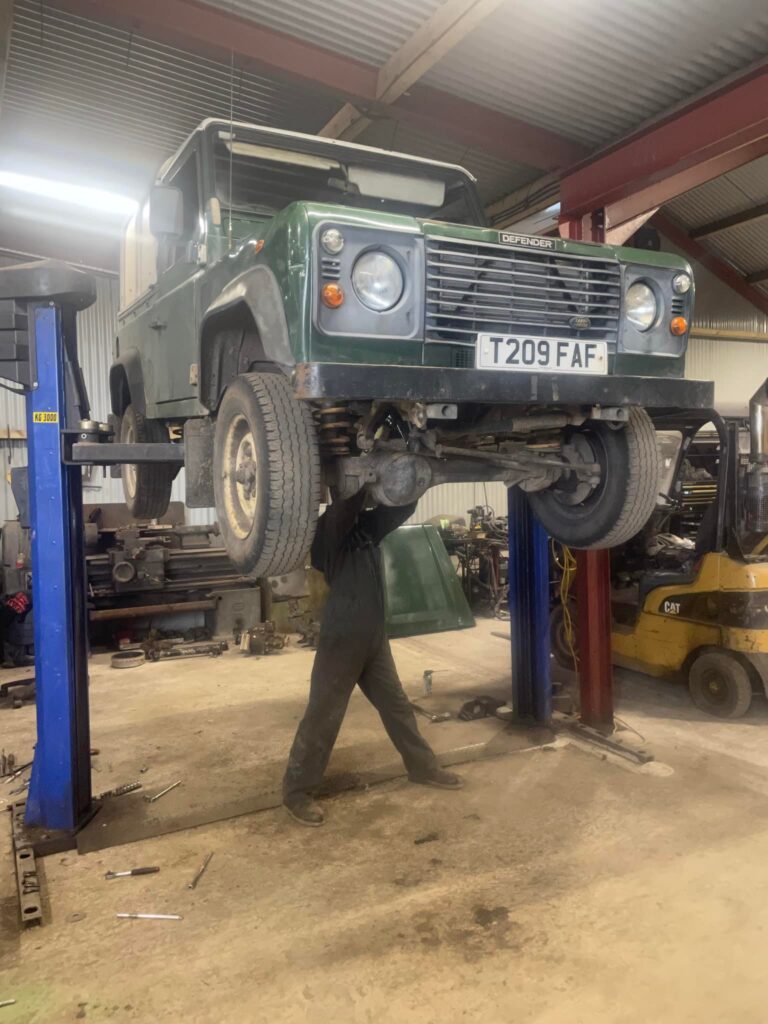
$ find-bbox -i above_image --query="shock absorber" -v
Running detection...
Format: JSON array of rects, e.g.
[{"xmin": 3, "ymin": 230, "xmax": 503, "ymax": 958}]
[{"xmin": 315, "ymin": 404, "xmax": 356, "ymax": 456}]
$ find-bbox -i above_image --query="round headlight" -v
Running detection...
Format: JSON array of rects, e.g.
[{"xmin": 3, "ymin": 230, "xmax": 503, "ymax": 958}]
[
  {"xmin": 672, "ymin": 272, "xmax": 691, "ymax": 295},
  {"xmin": 321, "ymin": 228, "xmax": 344, "ymax": 255},
  {"xmin": 352, "ymin": 251, "xmax": 404, "ymax": 312},
  {"xmin": 626, "ymin": 281, "xmax": 657, "ymax": 332}
]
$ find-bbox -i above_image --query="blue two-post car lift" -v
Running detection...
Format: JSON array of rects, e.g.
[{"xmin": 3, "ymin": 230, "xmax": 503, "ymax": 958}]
[
  {"xmin": 0, "ymin": 258, "xmax": 605, "ymax": 859},
  {"xmin": 0, "ymin": 261, "xmax": 184, "ymax": 854}
]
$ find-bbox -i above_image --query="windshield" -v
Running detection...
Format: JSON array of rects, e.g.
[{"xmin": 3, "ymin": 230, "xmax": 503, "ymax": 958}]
[{"xmin": 213, "ymin": 134, "xmax": 483, "ymax": 226}]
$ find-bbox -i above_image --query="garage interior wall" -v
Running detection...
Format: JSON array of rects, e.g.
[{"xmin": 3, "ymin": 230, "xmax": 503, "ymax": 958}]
[{"xmin": 0, "ymin": 250, "xmax": 766, "ymax": 525}]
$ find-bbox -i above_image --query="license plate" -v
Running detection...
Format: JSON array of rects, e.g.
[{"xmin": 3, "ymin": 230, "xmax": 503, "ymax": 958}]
[{"xmin": 476, "ymin": 334, "xmax": 608, "ymax": 375}]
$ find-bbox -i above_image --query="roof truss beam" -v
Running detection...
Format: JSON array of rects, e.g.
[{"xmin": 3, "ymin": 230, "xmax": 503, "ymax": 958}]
[
  {"xmin": 320, "ymin": 0, "xmax": 504, "ymax": 141},
  {"xmin": 690, "ymin": 200, "xmax": 768, "ymax": 239},
  {"xmin": 746, "ymin": 267, "xmax": 768, "ymax": 286},
  {"xmin": 46, "ymin": 0, "xmax": 584, "ymax": 171},
  {"xmin": 560, "ymin": 65, "xmax": 768, "ymax": 233}
]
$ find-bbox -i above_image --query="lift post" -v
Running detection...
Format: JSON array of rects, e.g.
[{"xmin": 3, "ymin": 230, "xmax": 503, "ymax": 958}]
[
  {"xmin": 0, "ymin": 261, "xmax": 186, "ymax": 847},
  {"xmin": 507, "ymin": 487, "xmax": 552, "ymax": 724},
  {"xmin": 0, "ymin": 262, "xmax": 97, "ymax": 834},
  {"xmin": 559, "ymin": 212, "xmax": 616, "ymax": 734}
]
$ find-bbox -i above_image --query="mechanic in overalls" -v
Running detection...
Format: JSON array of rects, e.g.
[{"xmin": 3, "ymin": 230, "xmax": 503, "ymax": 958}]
[{"xmin": 283, "ymin": 492, "xmax": 463, "ymax": 826}]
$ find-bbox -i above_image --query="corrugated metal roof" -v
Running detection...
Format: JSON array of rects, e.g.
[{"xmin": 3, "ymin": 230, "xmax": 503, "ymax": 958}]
[
  {"xmin": 197, "ymin": 0, "xmax": 768, "ymax": 147},
  {"xmin": 666, "ymin": 153, "xmax": 768, "ymax": 304},
  {"xmin": 3, "ymin": 0, "xmax": 340, "ymax": 166},
  {"xmin": 666, "ymin": 154, "xmax": 768, "ymax": 229},
  {"xmin": 198, "ymin": 0, "xmax": 444, "ymax": 67},
  {"xmin": 422, "ymin": 0, "xmax": 768, "ymax": 145}
]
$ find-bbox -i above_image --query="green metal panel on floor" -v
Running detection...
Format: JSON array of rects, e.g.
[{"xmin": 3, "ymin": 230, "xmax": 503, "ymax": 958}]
[{"xmin": 382, "ymin": 524, "xmax": 475, "ymax": 639}]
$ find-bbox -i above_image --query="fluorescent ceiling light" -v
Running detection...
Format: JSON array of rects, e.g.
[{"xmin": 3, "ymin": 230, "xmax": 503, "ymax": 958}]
[{"xmin": 0, "ymin": 170, "xmax": 138, "ymax": 216}]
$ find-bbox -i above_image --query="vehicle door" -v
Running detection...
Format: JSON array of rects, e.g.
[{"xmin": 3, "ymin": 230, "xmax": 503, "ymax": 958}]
[{"xmin": 147, "ymin": 140, "xmax": 205, "ymax": 415}]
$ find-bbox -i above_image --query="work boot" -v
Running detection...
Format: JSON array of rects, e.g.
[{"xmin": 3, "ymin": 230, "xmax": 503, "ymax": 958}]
[
  {"xmin": 408, "ymin": 768, "xmax": 464, "ymax": 790},
  {"xmin": 283, "ymin": 793, "xmax": 325, "ymax": 827}
]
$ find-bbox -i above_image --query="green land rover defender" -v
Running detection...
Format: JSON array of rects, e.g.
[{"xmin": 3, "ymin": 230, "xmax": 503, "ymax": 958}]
[{"xmin": 112, "ymin": 118, "xmax": 710, "ymax": 577}]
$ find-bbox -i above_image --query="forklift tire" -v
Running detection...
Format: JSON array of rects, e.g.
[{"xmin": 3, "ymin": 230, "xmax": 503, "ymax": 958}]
[
  {"xmin": 120, "ymin": 405, "xmax": 174, "ymax": 520},
  {"xmin": 213, "ymin": 371, "xmax": 321, "ymax": 578},
  {"xmin": 688, "ymin": 651, "xmax": 753, "ymax": 719},
  {"xmin": 527, "ymin": 407, "xmax": 660, "ymax": 550}
]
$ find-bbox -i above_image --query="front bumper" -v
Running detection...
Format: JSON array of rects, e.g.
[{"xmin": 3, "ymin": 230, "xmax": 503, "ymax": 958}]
[{"xmin": 293, "ymin": 362, "xmax": 714, "ymax": 411}]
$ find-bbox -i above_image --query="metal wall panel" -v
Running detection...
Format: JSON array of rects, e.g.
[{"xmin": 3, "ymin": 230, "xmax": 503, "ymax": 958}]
[
  {"xmin": 408, "ymin": 481, "xmax": 509, "ymax": 525},
  {"xmin": 686, "ymin": 336, "xmax": 768, "ymax": 414}
]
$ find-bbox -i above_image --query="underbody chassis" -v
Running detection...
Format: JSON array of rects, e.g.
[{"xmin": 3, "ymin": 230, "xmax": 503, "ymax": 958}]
[{"xmin": 295, "ymin": 362, "xmax": 714, "ymax": 509}]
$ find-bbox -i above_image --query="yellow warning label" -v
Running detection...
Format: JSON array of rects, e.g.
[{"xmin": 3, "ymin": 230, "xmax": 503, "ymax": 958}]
[{"xmin": 33, "ymin": 411, "xmax": 58, "ymax": 423}]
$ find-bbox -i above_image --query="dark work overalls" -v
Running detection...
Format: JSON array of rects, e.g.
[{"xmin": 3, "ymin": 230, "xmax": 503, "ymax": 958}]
[{"xmin": 282, "ymin": 493, "xmax": 439, "ymax": 799}]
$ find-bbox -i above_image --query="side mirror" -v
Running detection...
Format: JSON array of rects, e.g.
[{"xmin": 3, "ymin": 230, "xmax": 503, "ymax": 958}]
[{"xmin": 149, "ymin": 185, "xmax": 183, "ymax": 238}]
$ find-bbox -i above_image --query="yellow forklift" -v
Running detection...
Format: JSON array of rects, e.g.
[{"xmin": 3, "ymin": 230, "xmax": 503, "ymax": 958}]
[{"xmin": 552, "ymin": 382, "xmax": 768, "ymax": 718}]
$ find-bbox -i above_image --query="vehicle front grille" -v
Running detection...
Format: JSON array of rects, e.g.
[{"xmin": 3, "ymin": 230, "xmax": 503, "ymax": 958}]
[{"xmin": 425, "ymin": 236, "xmax": 622, "ymax": 350}]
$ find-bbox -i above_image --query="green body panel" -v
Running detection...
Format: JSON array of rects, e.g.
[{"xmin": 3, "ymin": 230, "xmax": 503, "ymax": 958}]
[
  {"xmin": 114, "ymin": 120, "xmax": 694, "ymax": 420},
  {"xmin": 381, "ymin": 524, "xmax": 475, "ymax": 638}
]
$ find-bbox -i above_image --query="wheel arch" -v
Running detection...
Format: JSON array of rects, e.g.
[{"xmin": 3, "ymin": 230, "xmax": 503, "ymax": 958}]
[
  {"xmin": 199, "ymin": 266, "xmax": 295, "ymax": 412},
  {"xmin": 110, "ymin": 350, "xmax": 146, "ymax": 416}
]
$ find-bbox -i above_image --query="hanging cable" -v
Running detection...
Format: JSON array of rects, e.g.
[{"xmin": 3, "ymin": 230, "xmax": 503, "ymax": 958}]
[{"xmin": 551, "ymin": 539, "xmax": 578, "ymax": 667}]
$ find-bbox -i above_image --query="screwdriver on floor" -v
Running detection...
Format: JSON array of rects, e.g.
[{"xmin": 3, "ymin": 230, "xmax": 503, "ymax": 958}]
[{"xmin": 105, "ymin": 867, "xmax": 160, "ymax": 880}]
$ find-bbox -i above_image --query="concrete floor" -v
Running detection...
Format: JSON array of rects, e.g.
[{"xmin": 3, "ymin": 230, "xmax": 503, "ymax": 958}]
[{"xmin": 2, "ymin": 619, "xmax": 768, "ymax": 1023}]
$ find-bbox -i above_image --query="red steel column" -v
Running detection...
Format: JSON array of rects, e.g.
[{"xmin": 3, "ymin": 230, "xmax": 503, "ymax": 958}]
[
  {"xmin": 560, "ymin": 211, "xmax": 615, "ymax": 732},
  {"xmin": 573, "ymin": 549, "xmax": 614, "ymax": 730}
]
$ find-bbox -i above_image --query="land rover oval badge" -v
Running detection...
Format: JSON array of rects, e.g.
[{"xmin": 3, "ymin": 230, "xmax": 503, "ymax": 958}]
[{"xmin": 569, "ymin": 315, "xmax": 592, "ymax": 330}]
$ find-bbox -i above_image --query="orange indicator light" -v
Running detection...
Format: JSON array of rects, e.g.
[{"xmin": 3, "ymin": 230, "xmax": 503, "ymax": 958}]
[{"xmin": 322, "ymin": 282, "xmax": 344, "ymax": 308}]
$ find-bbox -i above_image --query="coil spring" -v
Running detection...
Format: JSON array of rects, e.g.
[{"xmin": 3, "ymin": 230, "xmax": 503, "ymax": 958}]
[{"xmin": 315, "ymin": 405, "xmax": 355, "ymax": 456}]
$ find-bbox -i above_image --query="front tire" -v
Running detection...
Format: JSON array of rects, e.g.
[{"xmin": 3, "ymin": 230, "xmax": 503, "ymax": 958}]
[
  {"xmin": 213, "ymin": 372, "xmax": 321, "ymax": 577},
  {"xmin": 120, "ymin": 405, "xmax": 174, "ymax": 520},
  {"xmin": 528, "ymin": 407, "xmax": 660, "ymax": 549},
  {"xmin": 688, "ymin": 651, "xmax": 753, "ymax": 718}
]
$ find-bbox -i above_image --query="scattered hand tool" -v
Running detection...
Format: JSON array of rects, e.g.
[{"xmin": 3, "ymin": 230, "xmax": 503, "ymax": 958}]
[
  {"xmin": 96, "ymin": 781, "xmax": 141, "ymax": 799},
  {"xmin": 410, "ymin": 701, "xmax": 451, "ymax": 723},
  {"xmin": 116, "ymin": 913, "xmax": 182, "ymax": 921},
  {"xmin": 187, "ymin": 852, "xmax": 213, "ymax": 890},
  {"xmin": 143, "ymin": 780, "xmax": 182, "ymax": 803},
  {"xmin": 145, "ymin": 640, "xmax": 228, "ymax": 662},
  {"xmin": 105, "ymin": 867, "xmax": 160, "ymax": 880},
  {"xmin": 3, "ymin": 761, "xmax": 31, "ymax": 784}
]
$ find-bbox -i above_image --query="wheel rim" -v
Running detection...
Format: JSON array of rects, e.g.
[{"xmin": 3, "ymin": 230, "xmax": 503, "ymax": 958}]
[
  {"xmin": 550, "ymin": 428, "xmax": 609, "ymax": 512},
  {"xmin": 221, "ymin": 413, "xmax": 259, "ymax": 540},
  {"xmin": 122, "ymin": 419, "xmax": 137, "ymax": 498},
  {"xmin": 701, "ymin": 670, "xmax": 729, "ymax": 706}
]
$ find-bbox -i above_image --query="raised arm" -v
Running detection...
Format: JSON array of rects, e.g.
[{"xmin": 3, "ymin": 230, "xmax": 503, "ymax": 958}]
[
  {"xmin": 358, "ymin": 501, "xmax": 418, "ymax": 545},
  {"xmin": 310, "ymin": 490, "xmax": 368, "ymax": 574}
]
